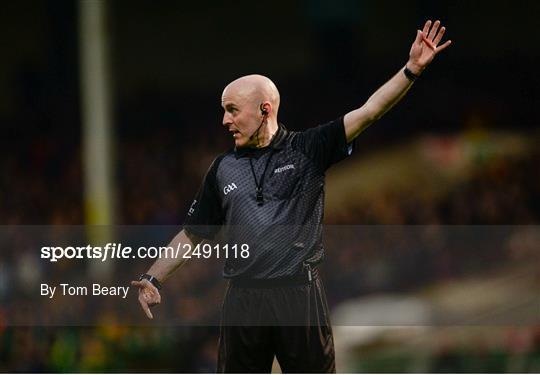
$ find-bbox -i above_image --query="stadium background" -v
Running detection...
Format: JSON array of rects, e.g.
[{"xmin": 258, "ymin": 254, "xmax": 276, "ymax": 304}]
[{"xmin": 1, "ymin": 0, "xmax": 539, "ymax": 372}]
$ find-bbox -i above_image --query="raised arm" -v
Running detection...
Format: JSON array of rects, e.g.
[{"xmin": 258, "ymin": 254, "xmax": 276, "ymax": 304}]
[
  {"xmin": 130, "ymin": 229, "xmax": 201, "ymax": 319},
  {"xmin": 344, "ymin": 20, "xmax": 452, "ymax": 143}
]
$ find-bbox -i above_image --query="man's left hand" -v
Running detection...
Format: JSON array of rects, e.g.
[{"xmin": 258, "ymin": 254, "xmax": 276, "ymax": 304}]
[{"xmin": 407, "ymin": 20, "xmax": 452, "ymax": 75}]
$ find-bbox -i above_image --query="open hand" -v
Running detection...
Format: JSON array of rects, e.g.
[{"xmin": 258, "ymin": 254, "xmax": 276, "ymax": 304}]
[
  {"xmin": 131, "ymin": 279, "xmax": 161, "ymax": 319},
  {"xmin": 408, "ymin": 20, "xmax": 452, "ymax": 74}
]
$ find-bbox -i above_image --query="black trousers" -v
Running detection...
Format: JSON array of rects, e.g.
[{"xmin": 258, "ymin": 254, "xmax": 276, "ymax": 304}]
[{"xmin": 217, "ymin": 276, "xmax": 335, "ymax": 373}]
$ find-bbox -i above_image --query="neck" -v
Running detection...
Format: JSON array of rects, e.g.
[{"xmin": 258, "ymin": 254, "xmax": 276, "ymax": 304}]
[{"xmin": 253, "ymin": 119, "xmax": 279, "ymax": 148}]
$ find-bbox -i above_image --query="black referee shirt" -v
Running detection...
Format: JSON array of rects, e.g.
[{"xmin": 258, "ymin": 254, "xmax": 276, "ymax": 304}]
[{"xmin": 183, "ymin": 117, "xmax": 353, "ymax": 280}]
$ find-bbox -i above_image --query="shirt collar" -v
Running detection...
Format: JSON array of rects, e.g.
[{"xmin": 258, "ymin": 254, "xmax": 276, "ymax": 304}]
[{"xmin": 234, "ymin": 123, "xmax": 288, "ymax": 158}]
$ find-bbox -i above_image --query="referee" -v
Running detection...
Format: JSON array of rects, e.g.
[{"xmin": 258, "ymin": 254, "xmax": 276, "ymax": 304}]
[{"xmin": 132, "ymin": 20, "xmax": 451, "ymax": 373}]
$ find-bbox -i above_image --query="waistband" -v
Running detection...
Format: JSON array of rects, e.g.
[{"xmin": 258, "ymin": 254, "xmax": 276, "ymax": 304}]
[{"xmin": 230, "ymin": 266, "xmax": 319, "ymax": 288}]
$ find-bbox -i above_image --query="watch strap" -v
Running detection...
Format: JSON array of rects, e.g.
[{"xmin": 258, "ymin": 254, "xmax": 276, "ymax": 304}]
[
  {"xmin": 404, "ymin": 66, "xmax": 419, "ymax": 81},
  {"xmin": 139, "ymin": 273, "xmax": 162, "ymax": 290}
]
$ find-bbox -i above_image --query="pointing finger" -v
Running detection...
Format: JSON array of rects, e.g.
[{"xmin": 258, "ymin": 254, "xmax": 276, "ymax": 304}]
[
  {"xmin": 145, "ymin": 307, "xmax": 154, "ymax": 319},
  {"xmin": 139, "ymin": 295, "xmax": 153, "ymax": 319}
]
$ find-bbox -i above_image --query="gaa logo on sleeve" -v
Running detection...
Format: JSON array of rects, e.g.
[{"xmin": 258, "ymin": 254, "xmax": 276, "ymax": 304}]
[{"xmin": 188, "ymin": 199, "xmax": 197, "ymax": 216}]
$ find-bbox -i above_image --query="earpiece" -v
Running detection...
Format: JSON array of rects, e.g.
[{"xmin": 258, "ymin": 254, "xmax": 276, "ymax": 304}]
[{"xmin": 249, "ymin": 104, "xmax": 269, "ymax": 141}]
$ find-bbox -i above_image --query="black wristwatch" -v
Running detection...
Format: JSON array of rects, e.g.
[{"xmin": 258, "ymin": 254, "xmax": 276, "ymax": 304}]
[
  {"xmin": 403, "ymin": 66, "xmax": 419, "ymax": 82},
  {"xmin": 139, "ymin": 273, "xmax": 162, "ymax": 290}
]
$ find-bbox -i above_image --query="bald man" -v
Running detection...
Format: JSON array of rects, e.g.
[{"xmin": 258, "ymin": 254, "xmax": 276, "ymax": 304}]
[{"xmin": 132, "ymin": 20, "xmax": 451, "ymax": 373}]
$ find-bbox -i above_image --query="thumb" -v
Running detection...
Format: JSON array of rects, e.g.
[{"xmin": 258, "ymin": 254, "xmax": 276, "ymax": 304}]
[{"xmin": 415, "ymin": 30, "xmax": 423, "ymax": 45}]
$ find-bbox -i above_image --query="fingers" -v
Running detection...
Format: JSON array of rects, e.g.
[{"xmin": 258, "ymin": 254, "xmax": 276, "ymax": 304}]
[
  {"xmin": 421, "ymin": 34, "xmax": 436, "ymax": 51},
  {"xmin": 422, "ymin": 20, "xmax": 431, "ymax": 36},
  {"xmin": 131, "ymin": 279, "xmax": 161, "ymax": 319},
  {"xmin": 143, "ymin": 289, "xmax": 161, "ymax": 305},
  {"xmin": 421, "ymin": 19, "xmax": 450, "ymax": 52},
  {"xmin": 427, "ymin": 20, "xmax": 440, "ymax": 41},
  {"xmin": 433, "ymin": 26, "xmax": 446, "ymax": 45}
]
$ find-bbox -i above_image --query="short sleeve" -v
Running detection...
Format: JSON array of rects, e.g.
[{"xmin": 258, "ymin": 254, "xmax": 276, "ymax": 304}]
[
  {"xmin": 292, "ymin": 116, "xmax": 354, "ymax": 171},
  {"xmin": 183, "ymin": 156, "xmax": 225, "ymax": 240}
]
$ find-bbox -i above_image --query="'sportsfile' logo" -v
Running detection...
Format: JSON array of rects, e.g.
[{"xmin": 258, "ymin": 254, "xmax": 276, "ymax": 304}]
[{"xmin": 223, "ymin": 183, "xmax": 238, "ymax": 195}]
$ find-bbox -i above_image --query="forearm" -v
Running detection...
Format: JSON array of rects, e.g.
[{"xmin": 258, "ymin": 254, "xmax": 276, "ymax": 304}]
[
  {"xmin": 344, "ymin": 64, "xmax": 416, "ymax": 142},
  {"xmin": 145, "ymin": 229, "xmax": 201, "ymax": 282},
  {"xmin": 364, "ymin": 64, "xmax": 417, "ymax": 119}
]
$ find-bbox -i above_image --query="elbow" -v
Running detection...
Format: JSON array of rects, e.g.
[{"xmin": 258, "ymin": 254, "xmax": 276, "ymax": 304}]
[
  {"xmin": 362, "ymin": 103, "xmax": 382, "ymax": 123},
  {"xmin": 184, "ymin": 229, "xmax": 202, "ymax": 246},
  {"xmin": 345, "ymin": 104, "xmax": 380, "ymax": 140},
  {"xmin": 367, "ymin": 113, "xmax": 381, "ymax": 124}
]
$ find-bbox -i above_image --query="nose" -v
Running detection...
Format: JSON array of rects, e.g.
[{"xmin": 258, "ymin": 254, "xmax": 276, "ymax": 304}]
[{"xmin": 222, "ymin": 112, "xmax": 233, "ymax": 127}]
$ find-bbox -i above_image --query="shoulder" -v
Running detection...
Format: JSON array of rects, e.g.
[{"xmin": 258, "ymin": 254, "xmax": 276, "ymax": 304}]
[
  {"xmin": 290, "ymin": 117, "xmax": 344, "ymax": 141},
  {"xmin": 208, "ymin": 149, "xmax": 234, "ymax": 173}
]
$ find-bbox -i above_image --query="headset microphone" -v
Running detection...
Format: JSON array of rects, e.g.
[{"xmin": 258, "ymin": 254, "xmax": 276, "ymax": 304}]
[{"xmin": 248, "ymin": 104, "xmax": 268, "ymax": 142}]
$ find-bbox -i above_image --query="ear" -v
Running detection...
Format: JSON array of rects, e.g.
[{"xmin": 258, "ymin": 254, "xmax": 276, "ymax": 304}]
[{"xmin": 260, "ymin": 102, "xmax": 271, "ymax": 116}]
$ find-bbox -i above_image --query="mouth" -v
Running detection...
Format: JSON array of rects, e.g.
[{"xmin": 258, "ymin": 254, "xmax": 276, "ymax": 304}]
[{"xmin": 230, "ymin": 130, "xmax": 241, "ymax": 138}]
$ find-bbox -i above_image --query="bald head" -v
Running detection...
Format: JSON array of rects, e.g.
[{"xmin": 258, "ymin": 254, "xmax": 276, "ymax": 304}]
[
  {"xmin": 222, "ymin": 74, "xmax": 280, "ymax": 115},
  {"xmin": 221, "ymin": 74, "xmax": 281, "ymax": 148}
]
